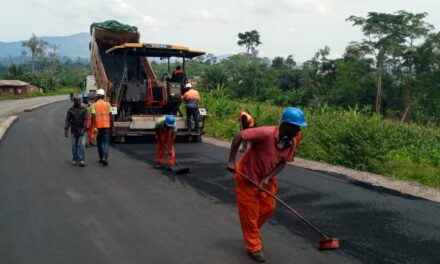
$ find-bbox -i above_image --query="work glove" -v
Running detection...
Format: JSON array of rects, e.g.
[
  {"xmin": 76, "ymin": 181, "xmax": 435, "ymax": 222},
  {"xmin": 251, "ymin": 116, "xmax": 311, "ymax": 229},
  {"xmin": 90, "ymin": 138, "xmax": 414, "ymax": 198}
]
[
  {"xmin": 64, "ymin": 129, "xmax": 69, "ymax": 138},
  {"xmin": 226, "ymin": 161, "xmax": 236, "ymax": 173}
]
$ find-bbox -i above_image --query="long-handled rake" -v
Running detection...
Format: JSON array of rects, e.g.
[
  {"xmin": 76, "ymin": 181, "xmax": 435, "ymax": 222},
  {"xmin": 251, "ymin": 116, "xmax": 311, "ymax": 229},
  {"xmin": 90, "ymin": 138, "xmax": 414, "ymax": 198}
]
[{"xmin": 235, "ymin": 170, "xmax": 340, "ymax": 250}]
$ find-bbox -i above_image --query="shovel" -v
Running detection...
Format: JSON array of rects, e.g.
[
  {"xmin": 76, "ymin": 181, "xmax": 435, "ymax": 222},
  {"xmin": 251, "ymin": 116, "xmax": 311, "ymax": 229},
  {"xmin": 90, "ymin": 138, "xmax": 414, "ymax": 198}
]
[
  {"xmin": 235, "ymin": 169, "xmax": 340, "ymax": 250},
  {"xmin": 157, "ymin": 139, "xmax": 190, "ymax": 174}
]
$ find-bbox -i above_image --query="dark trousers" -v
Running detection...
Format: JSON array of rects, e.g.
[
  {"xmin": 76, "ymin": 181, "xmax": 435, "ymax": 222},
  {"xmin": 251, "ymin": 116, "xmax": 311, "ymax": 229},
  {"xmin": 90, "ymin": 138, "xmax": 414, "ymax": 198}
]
[
  {"xmin": 186, "ymin": 108, "xmax": 199, "ymax": 130},
  {"xmin": 96, "ymin": 128, "xmax": 110, "ymax": 160}
]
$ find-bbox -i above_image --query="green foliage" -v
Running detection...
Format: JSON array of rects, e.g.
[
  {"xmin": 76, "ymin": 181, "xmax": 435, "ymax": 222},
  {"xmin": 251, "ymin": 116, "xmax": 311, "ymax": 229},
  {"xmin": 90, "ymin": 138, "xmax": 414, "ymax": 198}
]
[{"xmin": 201, "ymin": 93, "xmax": 440, "ymax": 188}]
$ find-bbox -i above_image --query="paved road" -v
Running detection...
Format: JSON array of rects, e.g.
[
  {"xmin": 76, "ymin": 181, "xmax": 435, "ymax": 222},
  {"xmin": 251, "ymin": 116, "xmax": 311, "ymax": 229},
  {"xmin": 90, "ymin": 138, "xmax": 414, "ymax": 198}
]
[
  {"xmin": 0, "ymin": 95, "xmax": 68, "ymax": 116},
  {"xmin": 0, "ymin": 101, "xmax": 439, "ymax": 264}
]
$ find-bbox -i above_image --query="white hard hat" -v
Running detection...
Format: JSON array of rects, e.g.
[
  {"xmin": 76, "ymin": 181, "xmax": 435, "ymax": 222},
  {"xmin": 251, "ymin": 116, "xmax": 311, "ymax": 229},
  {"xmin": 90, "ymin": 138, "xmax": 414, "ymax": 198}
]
[
  {"xmin": 185, "ymin": 83, "xmax": 192, "ymax": 88},
  {"xmin": 97, "ymin": 89, "xmax": 105, "ymax": 96}
]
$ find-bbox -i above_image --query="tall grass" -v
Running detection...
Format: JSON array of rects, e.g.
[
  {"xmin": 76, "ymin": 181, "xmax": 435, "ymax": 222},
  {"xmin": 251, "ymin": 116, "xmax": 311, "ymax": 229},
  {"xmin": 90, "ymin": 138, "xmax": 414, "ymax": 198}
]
[{"xmin": 200, "ymin": 91, "xmax": 440, "ymax": 188}]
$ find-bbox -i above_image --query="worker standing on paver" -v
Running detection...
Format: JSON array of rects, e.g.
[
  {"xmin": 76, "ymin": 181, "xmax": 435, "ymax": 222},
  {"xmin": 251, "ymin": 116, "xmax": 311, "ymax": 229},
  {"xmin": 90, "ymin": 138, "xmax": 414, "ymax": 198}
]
[
  {"xmin": 64, "ymin": 96, "xmax": 88, "ymax": 167},
  {"xmin": 226, "ymin": 107, "xmax": 307, "ymax": 263},
  {"xmin": 181, "ymin": 83, "xmax": 200, "ymax": 133},
  {"xmin": 82, "ymin": 92, "xmax": 95, "ymax": 147},
  {"xmin": 238, "ymin": 108, "xmax": 255, "ymax": 152},
  {"xmin": 154, "ymin": 115, "xmax": 177, "ymax": 171},
  {"xmin": 91, "ymin": 89, "xmax": 114, "ymax": 166}
]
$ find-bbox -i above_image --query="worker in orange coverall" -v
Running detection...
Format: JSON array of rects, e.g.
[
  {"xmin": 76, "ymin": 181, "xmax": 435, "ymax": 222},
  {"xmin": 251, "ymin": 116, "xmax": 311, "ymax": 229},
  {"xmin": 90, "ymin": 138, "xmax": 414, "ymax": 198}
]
[
  {"xmin": 226, "ymin": 106, "xmax": 307, "ymax": 263},
  {"xmin": 154, "ymin": 115, "xmax": 177, "ymax": 171},
  {"xmin": 82, "ymin": 93, "xmax": 95, "ymax": 146}
]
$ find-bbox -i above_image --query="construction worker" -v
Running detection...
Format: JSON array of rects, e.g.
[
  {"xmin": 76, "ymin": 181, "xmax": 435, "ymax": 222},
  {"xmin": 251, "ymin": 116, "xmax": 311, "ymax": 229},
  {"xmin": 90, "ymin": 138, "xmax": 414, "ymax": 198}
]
[
  {"xmin": 226, "ymin": 107, "xmax": 307, "ymax": 263},
  {"xmin": 171, "ymin": 65, "xmax": 187, "ymax": 84},
  {"xmin": 91, "ymin": 88, "xmax": 114, "ymax": 166},
  {"xmin": 181, "ymin": 83, "xmax": 200, "ymax": 133},
  {"xmin": 238, "ymin": 108, "xmax": 255, "ymax": 152},
  {"xmin": 154, "ymin": 115, "xmax": 177, "ymax": 170},
  {"xmin": 64, "ymin": 96, "xmax": 88, "ymax": 167},
  {"xmin": 82, "ymin": 92, "xmax": 95, "ymax": 147}
]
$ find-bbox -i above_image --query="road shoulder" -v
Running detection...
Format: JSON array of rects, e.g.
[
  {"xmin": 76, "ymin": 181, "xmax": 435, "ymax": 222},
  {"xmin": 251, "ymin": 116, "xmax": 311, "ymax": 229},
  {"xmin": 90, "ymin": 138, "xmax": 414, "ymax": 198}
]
[{"xmin": 0, "ymin": 116, "xmax": 18, "ymax": 142}]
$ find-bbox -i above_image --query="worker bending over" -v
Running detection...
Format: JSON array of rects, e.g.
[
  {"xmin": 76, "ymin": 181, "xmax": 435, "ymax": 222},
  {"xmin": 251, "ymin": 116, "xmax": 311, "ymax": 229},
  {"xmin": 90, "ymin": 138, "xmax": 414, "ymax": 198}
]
[
  {"xmin": 155, "ymin": 115, "xmax": 177, "ymax": 171},
  {"xmin": 238, "ymin": 108, "xmax": 255, "ymax": 152},
  {"xmin": 227, "ymin": 107, "xmax": 307, "ymax": 263},
  {"xmin": 91, "ymin": 89, "xmax": 114, "ymax": 166},
  {"xmin": 181, "ymin": 83, "xmax": 200, "ymax": 133}
]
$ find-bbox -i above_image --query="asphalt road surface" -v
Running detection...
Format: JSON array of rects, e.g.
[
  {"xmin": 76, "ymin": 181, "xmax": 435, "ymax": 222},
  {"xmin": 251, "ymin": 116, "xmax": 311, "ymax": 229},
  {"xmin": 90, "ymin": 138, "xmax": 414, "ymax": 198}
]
[{"xmin": 0, "ymin": 101, "xmax": 439, "ymax": 264}]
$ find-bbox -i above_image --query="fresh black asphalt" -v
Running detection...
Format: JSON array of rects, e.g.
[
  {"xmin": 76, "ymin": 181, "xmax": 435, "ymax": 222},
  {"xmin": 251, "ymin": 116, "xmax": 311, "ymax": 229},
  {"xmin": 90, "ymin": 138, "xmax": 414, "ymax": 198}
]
[{"xmin": 0, "ymin": 101, "xmax": 439, "ymax": 264}]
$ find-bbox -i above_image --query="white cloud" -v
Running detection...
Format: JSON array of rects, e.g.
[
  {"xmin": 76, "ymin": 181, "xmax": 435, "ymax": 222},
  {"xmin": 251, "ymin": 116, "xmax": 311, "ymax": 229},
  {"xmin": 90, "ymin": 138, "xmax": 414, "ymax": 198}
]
[
  {"xmin": 1, "ymin": 0, "xmax": 440, "ymax": 59},
  {"xmin": 189, "ymin": 8, "xmax": 233, "ymax": 24}
]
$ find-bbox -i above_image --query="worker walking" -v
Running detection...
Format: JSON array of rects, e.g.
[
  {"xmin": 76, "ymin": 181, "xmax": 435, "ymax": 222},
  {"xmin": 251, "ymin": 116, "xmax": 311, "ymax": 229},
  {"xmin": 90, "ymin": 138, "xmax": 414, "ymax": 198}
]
[
  {"xmin": 82, "ymin": 92, "xmax": 95, "ymax": 147},
  {"xmin": 154, "ymin": 115, "xmax": 177, "ymax": 171},
  {"xmin": 64, "ymin": 96, "xmax": 88, "ymax": 167},
  {"xmin": 181, "ymin": 83, "xmax": 200, "ymax": 133},
  {"xmin": 226, "ymin": 107, "xmax": 307, "ymax": 263},
  {"xmin": 238, "ymin": 108, "xmax": 255, "ymax": 152},
  {"xmin": 91, "ymin": 89, "xmax": 114, "ymax": 166}
]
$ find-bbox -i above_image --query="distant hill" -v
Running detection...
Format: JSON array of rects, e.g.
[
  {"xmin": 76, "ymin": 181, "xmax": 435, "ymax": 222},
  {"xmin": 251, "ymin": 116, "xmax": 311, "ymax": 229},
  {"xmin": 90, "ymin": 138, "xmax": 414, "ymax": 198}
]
[{"xmin": 0, "ymin": 32, "xmax": 90, "ymax": 59}]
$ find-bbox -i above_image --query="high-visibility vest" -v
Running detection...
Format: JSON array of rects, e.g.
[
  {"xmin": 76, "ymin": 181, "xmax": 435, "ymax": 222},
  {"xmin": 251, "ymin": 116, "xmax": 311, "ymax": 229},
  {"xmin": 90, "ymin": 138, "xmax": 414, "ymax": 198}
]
[
  {"xmin": 182, "ymin": 89, "xmax": 200, "ymax": 108},
  {"xmin": 94, "ymin": 100, "xmax": 111, "ymax": 128},
  {"xmin": 239, "ymin": 110, "xmax": 254, "ymax": 128}
]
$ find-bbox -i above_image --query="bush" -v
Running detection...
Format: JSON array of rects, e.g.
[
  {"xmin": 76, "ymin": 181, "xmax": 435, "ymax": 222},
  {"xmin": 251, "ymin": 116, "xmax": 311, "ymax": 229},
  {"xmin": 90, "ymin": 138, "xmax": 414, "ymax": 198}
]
[{"xmin": 201, "ymin": 93, "xmax": 440, "ymax": 188}]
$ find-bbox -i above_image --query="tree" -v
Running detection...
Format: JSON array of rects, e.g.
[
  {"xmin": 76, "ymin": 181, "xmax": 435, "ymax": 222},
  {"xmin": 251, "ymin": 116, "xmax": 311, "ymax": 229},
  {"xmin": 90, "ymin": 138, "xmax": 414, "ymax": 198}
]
[
  {"xmin": 271, "ymin": 56, "xmax": 285, "ymax": 70},
  {"xmin": 204, "ymin": 53, "xmax": 217, "ymax": 65},
  {"xmin": 285, "ymin": 54, "xmax": 296, "ymax": 68},
  {"xmin": 237, "ymin": 30, "xmax": 262, "ymax": 54},
  {"xmin": 347, "ymin": 12, "xmax": 407, "ymax": 114},
  {"xmin": 6, "ymin": 64, "xmax": 26, "ymax": 79},
  {"xmin": 394, "ymin": 11, "xmax": 433, "ymax": 122},
  {"xmin": 22, "ymin": 34, "xmax": 49, "ymax": 73}
]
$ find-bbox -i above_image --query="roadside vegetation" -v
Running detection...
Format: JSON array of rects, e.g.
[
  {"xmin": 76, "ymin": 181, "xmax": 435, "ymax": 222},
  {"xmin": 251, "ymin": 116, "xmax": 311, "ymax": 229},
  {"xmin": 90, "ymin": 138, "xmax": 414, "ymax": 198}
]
[{"xmin": 201, "ymin": 90, "xmax": 440, "ymax": 188}]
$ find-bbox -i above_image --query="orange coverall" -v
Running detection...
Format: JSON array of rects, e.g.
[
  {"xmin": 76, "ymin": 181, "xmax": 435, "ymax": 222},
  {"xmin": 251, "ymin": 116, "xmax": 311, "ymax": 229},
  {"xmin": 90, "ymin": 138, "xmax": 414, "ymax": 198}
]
[
  {"xmin": 234, "ymin": 162, "xmax": 277, "ymax": 253},
  {"xmin": 232, "ymin": 126, "xmax": 301, "ymax": 253},
  {"xmin": 156, "ymin": 129, "xmax": 176, "ymax": 166},
  {"xmin": 86, "ymin": 112, "xmax": 94, "ymax": 144}
]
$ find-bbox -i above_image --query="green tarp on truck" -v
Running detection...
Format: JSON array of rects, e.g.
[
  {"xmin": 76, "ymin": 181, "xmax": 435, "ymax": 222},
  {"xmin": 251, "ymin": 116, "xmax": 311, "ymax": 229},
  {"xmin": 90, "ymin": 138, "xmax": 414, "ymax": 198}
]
[{"xmin": 91, "ymin": 20, "xmax": 138, "ymax": 32}]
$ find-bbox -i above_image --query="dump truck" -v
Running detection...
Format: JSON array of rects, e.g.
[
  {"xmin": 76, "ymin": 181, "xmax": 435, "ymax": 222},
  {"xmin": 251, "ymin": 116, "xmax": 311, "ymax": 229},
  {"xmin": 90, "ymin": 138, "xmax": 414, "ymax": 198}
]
[{"xmin": 89, "ymin": 20, "xmax": 207, "ymax": 142}]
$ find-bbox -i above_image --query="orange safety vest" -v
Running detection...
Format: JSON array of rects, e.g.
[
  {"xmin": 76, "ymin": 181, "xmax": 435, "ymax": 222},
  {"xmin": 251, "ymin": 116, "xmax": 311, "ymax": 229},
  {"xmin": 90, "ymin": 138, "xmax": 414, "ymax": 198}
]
[
  {"xmin": 239, "ymin": 110, "xmax": 254, "ymax": 128},
  {"xmin": 94, "ymin": 100, "xmax": 111, "ymax": 128},
  {"xmin": 182, "ymin": 89, "xmax": 200, "ymax": 108}
]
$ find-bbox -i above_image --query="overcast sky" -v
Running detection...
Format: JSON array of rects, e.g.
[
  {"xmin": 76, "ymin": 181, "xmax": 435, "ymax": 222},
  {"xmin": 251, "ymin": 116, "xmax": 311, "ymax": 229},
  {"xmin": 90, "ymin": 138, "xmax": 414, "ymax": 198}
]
[{"xmin": 1, "ymin": 0, "xmax": 440, "ymax": 61}]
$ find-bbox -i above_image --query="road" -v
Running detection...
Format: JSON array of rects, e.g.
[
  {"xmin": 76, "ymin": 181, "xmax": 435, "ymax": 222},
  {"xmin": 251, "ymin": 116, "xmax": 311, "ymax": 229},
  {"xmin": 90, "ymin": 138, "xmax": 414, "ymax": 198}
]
[
  {"xmin": 0, "ymin": 95, "xmax": 68, "ymax": 116},
  {"xmin": 0, "ymin": 101, "xmax": 439, "ymax": 264}
]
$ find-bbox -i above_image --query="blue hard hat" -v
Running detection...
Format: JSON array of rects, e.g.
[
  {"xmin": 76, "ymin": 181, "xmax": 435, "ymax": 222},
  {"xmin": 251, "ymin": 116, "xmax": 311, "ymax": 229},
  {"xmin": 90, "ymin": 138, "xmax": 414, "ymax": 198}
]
[
  {"xmin": 82, "ymin": 92, "xmax": 89, "ymax": 98},
  {"xmin": 165, "ymin": 115, "xmax": 176, "ymax": 127},
  {"xmin": 281, "ymin": 107, "xmax": 307, "ymax": 127}
]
